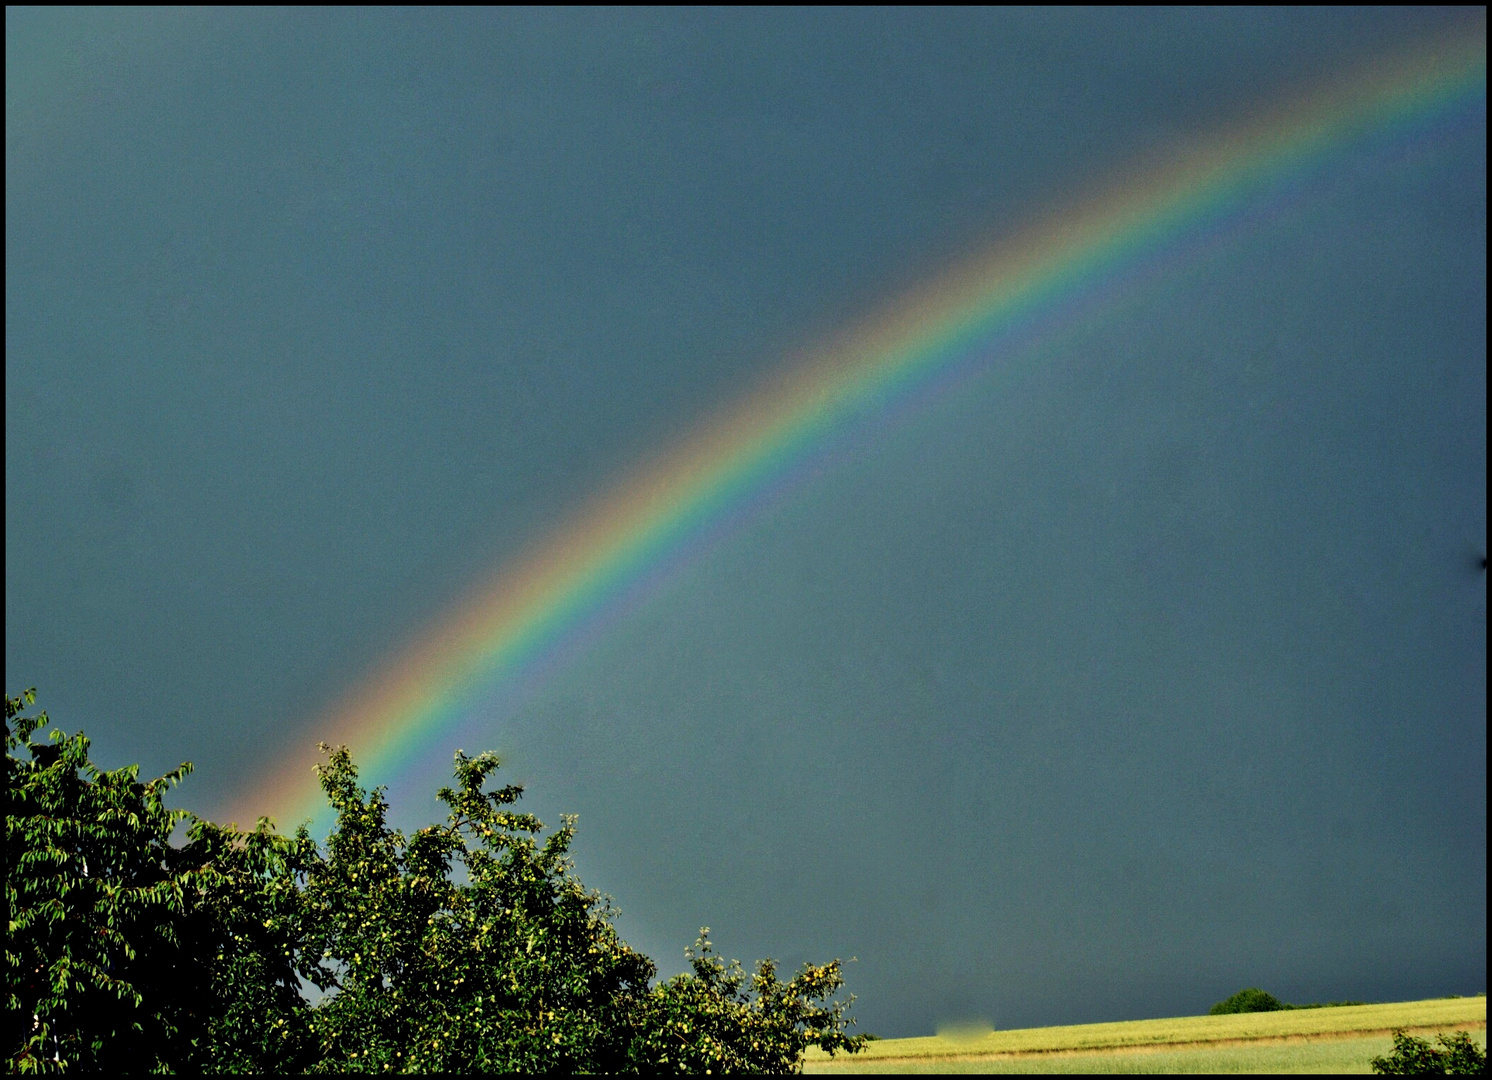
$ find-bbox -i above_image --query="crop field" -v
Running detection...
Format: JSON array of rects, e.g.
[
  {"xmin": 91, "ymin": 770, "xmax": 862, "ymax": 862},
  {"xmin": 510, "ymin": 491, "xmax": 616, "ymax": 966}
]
[{"xmin": 803, "ymin": 996, "xmax": 1486, "ymax": 1074}]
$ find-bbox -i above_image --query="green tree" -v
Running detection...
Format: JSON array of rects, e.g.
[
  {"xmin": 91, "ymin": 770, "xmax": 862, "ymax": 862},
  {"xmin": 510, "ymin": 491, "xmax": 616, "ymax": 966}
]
[
  {"xmin": 1209, "ymin": 987, "xmax": 1286, "ymax": 1014},
  {"xmin": 5, "ymin": 689, "xmax": 316, "ymax": 1073},
  {"xmin": 298, "ymin": 743, "xmax": 867, "ymax": 1073},
  {"xmin": 6, "ymin": 688, "xmax": 867, "ymax": 1073},
  {"xmin": 173, "ymin": 815, "xmax": 324, "ymax": 1072},
  {"xmin": 628, "ymin": 930, "xmax": 865, "ymax": 1073},
  {"xmin": 298, "ymin": 743, "xmax": 657, "ymax": 1072},
  {"xmin": 1370, "ymin": 1029, "xmax": 1487, "ymax": 1075}
]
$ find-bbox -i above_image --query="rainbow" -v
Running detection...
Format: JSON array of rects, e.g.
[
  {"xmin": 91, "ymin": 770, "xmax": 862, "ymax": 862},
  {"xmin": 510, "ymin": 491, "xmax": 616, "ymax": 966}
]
[{"xmin": 231, "ymin": 28, "xmax": 1485, "ymax": 833}]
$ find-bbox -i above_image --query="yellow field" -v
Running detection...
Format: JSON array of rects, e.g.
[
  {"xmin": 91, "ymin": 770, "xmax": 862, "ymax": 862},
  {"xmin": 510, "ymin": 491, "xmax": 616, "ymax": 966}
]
[{"xmin": 804, "ymin": 996, "xmax": 1486, "ymax": 1074}]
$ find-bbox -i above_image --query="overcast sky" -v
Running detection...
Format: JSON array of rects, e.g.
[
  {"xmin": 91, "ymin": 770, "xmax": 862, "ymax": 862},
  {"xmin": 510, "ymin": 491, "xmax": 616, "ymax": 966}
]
[{"xmin": 6, "ymin": 7, "xmax": 1485, "ymax": 1037}]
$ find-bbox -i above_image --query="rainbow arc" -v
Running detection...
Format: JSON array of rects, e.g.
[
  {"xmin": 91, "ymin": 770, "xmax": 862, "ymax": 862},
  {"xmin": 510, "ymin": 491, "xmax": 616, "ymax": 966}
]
[{"xmin": 230, "ymin": 28, "xmax": 1486, "ymax": 833}]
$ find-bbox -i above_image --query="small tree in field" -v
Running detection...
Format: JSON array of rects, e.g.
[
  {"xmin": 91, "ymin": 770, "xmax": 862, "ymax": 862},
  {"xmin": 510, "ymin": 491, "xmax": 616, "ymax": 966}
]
[{"xmin": 1209, "ymin": 987, "xmax": 1286, "ymax": 1014}]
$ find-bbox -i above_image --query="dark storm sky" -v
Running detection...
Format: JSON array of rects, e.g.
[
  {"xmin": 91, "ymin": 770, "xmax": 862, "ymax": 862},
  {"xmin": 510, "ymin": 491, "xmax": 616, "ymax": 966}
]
[{"xmin": 6, "ymin": 7, "xmax": 1485, "ymax": 1037}]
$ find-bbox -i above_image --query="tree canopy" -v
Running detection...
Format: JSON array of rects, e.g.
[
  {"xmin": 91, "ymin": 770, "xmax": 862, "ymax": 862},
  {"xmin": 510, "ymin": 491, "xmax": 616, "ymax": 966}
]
[
  {"xmin": 1370, "ymin": 1029, "xmax": 1487, "ymax": 1075},
  {"xmin": 6, "ymin": 689, "xmax": 866, "ymax": 1073}
]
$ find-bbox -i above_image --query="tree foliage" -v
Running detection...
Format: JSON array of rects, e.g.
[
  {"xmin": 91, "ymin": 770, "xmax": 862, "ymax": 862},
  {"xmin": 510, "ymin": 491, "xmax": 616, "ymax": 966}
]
[
  {"xmin": 6, "ymin": 689, "xmax": 322, "ymax": 1073},
  {"xmin": 7, "ymin": 687, "xmax": 205, "ymax": 1072},
  {"xmin": 1208, "ymin": 987, "xmax": 1286, "ymax": 1015},
  {"xmin": 1208, "ymin": 987, "xmax": 1368, "ymax": 1015},
  {"xmin": 5, "ymin": 690, "xmax": 866, "ymax": 1073},
  {"xmin": 628, "ymin": 932, "xmax": 864, "ymax": 1073},
  {"xmin": 1369, "ymin": 1029, "xmax": 1487, "ymax": 1074},
  {"xmin": 298, "ymin": 743, "xmax": 658, "ymax": 1073}
]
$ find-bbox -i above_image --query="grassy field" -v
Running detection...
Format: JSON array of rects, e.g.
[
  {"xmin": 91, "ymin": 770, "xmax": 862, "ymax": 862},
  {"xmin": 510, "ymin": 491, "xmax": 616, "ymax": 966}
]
[{"xmin": 804, "ymin": 995, "xmax": 1486, "ymax": 1074}]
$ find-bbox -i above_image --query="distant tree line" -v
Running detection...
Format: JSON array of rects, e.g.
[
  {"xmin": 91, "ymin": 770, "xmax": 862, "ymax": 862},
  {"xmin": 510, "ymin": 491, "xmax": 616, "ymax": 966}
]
[
  {"xmin": 1208, "ymin": 987, "xmax": 1367, "ymax": 1014},
  {"xmin": 5, "ymin": 689, "xmax": 867, "ymax": 1073}
]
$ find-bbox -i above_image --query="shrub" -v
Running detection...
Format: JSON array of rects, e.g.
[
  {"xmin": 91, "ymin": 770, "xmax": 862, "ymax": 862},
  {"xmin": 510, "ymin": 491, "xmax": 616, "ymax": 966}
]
[
  {"xmin": 1369, "ymin": 1029, "xmax": 1486, "ymax": 1074},
  {"xmin": 1209, "ymin": 987, "xmax": 1286, "ymax": 1015}
]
